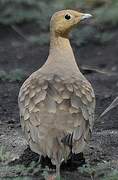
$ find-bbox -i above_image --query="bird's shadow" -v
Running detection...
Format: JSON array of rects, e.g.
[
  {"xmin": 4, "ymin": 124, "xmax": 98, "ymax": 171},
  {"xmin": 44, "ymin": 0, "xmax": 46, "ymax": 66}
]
[{"xmin": 9, "ymin": 146, "xmax": 86, "ymax": 171}]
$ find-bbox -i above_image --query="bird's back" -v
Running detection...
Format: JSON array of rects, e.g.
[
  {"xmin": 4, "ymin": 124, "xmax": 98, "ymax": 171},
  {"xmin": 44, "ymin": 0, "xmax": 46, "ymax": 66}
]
[{"xmin": 18, "ymin": 69, "xmax": 95, "ymax": 162}]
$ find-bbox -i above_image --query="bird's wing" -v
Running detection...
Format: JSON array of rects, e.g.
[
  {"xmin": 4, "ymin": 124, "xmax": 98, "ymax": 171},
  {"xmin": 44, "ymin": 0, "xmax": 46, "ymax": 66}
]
[
  {"xmin": 18, "ymin": 73, "xmax": 95, "ymax": 154},
  {"xmin": 68, "ymin": 79, "xmax": 95, "ymax": 153},
  {"xmin": 58, "ymin": 77, "xmax": 95, "ymax": 153}
]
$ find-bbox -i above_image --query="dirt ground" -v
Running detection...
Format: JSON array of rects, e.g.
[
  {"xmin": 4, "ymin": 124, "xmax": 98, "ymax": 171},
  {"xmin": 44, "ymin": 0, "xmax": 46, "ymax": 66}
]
[{"xmin": 0, "ymin": 25, "xmax": 118, "ymax": 179}]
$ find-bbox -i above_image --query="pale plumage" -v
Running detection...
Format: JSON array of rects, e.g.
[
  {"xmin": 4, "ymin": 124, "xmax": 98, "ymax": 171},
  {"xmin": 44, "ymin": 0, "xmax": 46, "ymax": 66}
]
[{"xmin": 18, "ymin": 9, "xmax": 95, "ymax": 178}]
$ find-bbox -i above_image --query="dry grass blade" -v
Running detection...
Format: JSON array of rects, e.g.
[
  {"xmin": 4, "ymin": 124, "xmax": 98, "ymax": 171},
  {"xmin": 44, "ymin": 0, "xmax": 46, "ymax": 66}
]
[
  {"xmin": 81, "ymin": 65, "xmax": 117, "ymax": 76},
  {"xmin": 11, "ymin": 25, "xmax": 30, "ymax": 42},
  {"xmin": 98, "ymin": 97, "xmax": 118, "ymax": 119}
]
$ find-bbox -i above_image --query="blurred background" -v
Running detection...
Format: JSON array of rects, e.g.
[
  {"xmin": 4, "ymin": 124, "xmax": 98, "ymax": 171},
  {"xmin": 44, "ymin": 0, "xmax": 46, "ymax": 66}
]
[
  {"xmin": 0, "ymin": 0, "xmax": 118, "ymax": 179},
  {"xmin": 0, "ymin": 0, "xmax": 118, "ymax": 77},
  {"xmin": 0, "ymin": 0, "xmax": 118, "ymax": 72}
]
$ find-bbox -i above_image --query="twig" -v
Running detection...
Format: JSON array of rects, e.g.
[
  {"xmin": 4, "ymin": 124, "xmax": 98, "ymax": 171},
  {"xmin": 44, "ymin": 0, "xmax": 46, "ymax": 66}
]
[{"xmin": 11, "ymin": 25, "xmax": 30, "ymax": 42}]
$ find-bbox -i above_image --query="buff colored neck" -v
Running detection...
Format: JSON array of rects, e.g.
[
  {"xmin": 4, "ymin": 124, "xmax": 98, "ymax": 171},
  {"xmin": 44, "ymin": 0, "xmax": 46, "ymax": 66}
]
[
  {"xmin": 43, "ymin": 30, "xmax": 80, "ymax": 75},
  {"xmin": 49, "ymin": 31, "xmax": 73, "ymax": 54}
]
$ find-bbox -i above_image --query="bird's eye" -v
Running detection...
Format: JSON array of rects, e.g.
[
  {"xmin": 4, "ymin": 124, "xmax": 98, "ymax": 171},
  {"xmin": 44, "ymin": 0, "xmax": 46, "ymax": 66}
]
[{"xmin": 65, "ymin": 14, "xmax": 71, "ymax": 20}]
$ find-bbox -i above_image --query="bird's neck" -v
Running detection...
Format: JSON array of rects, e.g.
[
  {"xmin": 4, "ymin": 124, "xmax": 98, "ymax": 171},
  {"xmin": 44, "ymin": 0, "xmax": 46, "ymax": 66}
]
[
  {"xmin": 48, "ymin": 32, "xmax": 79, "ymax": 70},
  {"xmin": 50, "ymin": 33, "xmax": 70, "ymax": 49},
  {"xmin": 49, "ymin": 32, "xmax": 73, "ymax": 55},
  {"xmin": 41, "ymin": 32, "xmax": 81, "ymax": 76}
]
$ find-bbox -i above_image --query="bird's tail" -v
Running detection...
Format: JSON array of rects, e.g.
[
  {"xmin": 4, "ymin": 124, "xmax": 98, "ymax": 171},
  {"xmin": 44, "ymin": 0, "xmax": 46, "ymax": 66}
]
[{"xmin": 96, "ymin": 96, "xmax": 118, "ymax": 121}]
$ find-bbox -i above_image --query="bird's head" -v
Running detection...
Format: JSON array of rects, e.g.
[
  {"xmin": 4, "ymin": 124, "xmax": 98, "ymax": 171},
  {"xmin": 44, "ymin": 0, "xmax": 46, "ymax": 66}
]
[{"xmin": 50, "ymin": 10, "xmax": 92, "ymax": 37}]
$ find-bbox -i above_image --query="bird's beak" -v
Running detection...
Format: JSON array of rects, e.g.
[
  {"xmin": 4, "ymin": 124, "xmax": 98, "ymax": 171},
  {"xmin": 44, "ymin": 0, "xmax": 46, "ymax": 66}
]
[{"xmin": 80, "ymin": 13, "xmax": 92, "ymax": 21}]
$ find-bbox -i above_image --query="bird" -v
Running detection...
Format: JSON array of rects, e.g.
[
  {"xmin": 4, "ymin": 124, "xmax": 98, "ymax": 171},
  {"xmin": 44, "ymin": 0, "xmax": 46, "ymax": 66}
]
[{"xmin": 18, "ymin": 9, "xmax": 95, "ymax": 178}]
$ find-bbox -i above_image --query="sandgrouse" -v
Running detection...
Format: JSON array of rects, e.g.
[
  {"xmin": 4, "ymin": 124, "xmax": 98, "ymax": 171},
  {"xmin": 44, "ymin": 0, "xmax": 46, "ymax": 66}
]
[{"xmin": 18, "ymin": 10, "xmax": 95, "ymax": 178}]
